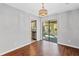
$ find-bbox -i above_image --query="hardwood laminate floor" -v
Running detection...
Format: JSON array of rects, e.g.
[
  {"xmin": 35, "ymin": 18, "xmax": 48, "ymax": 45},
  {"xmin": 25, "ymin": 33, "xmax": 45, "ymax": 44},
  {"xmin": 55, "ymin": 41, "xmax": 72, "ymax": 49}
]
[{"xmin": 3, "ymin": 40, "xmax": 79, "ymax": 56}]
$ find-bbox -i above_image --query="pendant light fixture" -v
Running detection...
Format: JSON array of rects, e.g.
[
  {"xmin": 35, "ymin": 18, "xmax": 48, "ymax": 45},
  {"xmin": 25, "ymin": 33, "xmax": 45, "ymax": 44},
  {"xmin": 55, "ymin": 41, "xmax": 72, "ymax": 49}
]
[{"xmin": 39, "ymin": 3, "xmax": 48, "ymax": 17}]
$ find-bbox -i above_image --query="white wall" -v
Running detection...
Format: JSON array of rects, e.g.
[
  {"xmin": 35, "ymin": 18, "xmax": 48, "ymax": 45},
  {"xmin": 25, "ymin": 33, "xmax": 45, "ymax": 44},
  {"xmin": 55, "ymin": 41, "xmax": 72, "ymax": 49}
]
[
  {"xmin": 57, "ymin": 10, "xmax": 79, "ymax": 48},
  {"xmin": 0, "ymin": 4, "xmax": 39, "ymax": 55},
  {"xmin": 42, "ymin": 9, "xmax": 79, "ymax": 48}
]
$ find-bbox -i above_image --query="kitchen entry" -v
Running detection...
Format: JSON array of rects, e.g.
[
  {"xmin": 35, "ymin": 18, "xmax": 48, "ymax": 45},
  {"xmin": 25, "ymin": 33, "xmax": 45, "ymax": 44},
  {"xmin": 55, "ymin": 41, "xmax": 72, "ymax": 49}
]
[
  {"xmin": 31, "ymin": 20, "xmax": 37, "ymax": 41},
  {"xmin": 42, "ymin": 20, "xmax": 57, "ymax": 43}
]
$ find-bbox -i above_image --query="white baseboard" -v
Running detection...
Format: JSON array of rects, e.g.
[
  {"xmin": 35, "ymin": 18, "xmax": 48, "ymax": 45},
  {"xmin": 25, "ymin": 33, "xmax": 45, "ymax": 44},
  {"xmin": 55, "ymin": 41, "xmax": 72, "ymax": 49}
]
[
  {"xmin": 0, "ymin": 40, "xmax": 37, "ymax": 56},
  {"xmin": 58, "ymin": 42, "xmax": 79, "ymax": 49}
]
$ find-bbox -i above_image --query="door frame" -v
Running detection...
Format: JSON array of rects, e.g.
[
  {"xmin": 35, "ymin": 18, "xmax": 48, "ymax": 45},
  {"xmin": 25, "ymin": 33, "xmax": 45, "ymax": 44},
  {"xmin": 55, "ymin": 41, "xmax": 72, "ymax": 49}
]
[
  {"xmin": 42, "ymin": 19, "xmax": 58, "ymax": 43},
  {"xmin": 31, "ymin": 20, "xmax": 37, "ymax": 41}
]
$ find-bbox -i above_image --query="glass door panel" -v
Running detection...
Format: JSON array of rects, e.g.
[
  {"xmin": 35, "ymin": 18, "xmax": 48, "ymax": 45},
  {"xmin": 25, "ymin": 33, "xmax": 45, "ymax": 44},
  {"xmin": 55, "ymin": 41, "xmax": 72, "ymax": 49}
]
[
  {"xmin": 42, "ymin": 20, "xmax": 57, "ymax": 43},
  {"xmin": 42, "ymin": 21, "xmax": 49, "ymax": 40},
  {"xmin": 49, "ymin": 21, "xmax": 57, "ymax": 43}
]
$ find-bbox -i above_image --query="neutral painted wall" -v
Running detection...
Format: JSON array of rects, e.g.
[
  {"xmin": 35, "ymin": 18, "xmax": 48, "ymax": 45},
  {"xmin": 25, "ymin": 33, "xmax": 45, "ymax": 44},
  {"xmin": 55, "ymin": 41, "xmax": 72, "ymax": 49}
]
[
  {"xmin": 42, "ymin": 9, "xmax": 79, "ymax": 48},
  {"xmin": 0, "ymin": 4, "xmax": 39, "ymax": 55},
  {"xmin": 57, "ymin": 10, "xmax": 79, "ymax": 48}
]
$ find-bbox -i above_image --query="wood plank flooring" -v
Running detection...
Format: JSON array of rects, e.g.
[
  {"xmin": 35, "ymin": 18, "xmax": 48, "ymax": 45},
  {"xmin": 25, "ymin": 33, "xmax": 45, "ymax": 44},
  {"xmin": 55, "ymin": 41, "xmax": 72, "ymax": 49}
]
[{"xmin": 3, "ymin": 40, "xmax": 79, "ymax": 56}]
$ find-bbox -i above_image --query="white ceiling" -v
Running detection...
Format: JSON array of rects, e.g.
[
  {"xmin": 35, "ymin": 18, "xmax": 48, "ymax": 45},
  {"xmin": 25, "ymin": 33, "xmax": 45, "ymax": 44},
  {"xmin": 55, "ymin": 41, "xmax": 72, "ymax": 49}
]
[{"xmin": 7, "ymin": 3, "xmax": 79, "ymax": 16}]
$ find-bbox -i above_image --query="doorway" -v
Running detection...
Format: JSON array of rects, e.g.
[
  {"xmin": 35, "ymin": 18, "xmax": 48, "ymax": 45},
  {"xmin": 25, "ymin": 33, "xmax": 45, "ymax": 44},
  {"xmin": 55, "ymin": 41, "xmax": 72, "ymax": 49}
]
[
  {"xmin": 42, "ymin": 20, "xmax": 57, "ymax": 43},
  {"xmin": 31, "ymin": 20, "xmax": 37, "ymax": 42}
]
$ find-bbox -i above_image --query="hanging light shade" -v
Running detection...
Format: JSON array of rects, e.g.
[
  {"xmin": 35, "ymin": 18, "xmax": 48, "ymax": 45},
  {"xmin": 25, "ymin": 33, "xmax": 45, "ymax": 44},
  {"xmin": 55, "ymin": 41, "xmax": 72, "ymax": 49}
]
[{"xmin": 39, "ymin": 3, "xmax": 48, "ymax": 17}]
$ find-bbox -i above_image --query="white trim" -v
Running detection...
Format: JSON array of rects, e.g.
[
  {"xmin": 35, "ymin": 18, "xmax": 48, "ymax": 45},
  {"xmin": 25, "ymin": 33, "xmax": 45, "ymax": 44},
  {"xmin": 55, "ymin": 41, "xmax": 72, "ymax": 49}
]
[
  {"xmin": 58, "ymin": 42, "xmax": 79, "ymax": 49},
  {"xmin": 0, "ymin": 41, "xmax": 37, "ymax": 56}
]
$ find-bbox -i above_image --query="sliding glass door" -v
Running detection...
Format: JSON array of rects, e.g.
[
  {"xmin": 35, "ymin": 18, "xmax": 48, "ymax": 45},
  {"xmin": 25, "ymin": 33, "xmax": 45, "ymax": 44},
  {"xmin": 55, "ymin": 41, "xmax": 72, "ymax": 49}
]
[{"xmin": 42, "ymin": 20, "xmax": 57, "ymax": 43}]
